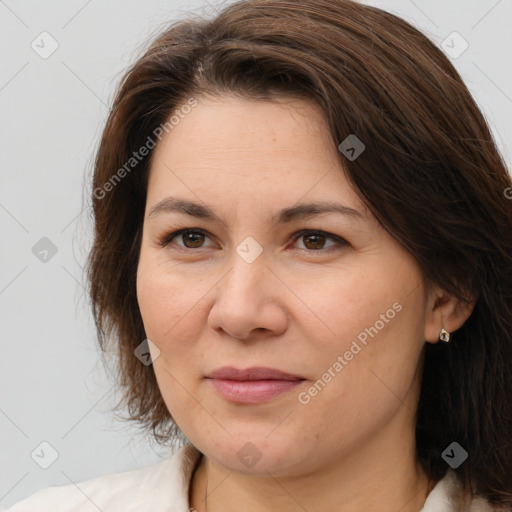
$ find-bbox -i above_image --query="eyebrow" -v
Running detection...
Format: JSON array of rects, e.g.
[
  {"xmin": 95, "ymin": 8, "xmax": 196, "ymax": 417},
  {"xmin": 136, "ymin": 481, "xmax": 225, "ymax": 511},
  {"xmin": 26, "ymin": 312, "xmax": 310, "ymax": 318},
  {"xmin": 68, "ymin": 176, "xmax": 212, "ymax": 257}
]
[{"xmin": 148, "ymin": 196, "xmax": 364, "ymax": 225}]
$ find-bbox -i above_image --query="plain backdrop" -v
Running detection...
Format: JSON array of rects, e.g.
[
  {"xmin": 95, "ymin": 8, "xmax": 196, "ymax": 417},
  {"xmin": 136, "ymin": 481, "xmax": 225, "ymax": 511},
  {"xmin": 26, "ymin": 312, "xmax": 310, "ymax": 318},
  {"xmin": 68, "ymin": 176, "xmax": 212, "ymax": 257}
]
[{"xmin": 1, "ymin": 0, "xmax": 511, "ymax": 507}]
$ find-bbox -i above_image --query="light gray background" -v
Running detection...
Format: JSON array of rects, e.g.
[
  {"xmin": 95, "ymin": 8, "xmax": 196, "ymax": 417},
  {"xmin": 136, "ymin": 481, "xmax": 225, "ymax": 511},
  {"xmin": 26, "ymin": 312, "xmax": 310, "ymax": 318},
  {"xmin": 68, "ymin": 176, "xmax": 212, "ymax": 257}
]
[{"xmin": 1, "ymin": 0, "xmax": 511, "ymax": 508}]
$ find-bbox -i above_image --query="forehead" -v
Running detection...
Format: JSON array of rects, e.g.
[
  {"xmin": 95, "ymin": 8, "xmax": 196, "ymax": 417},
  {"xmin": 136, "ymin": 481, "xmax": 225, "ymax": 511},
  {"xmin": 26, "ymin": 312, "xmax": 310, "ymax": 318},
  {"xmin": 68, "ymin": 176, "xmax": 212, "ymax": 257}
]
[
  {"xmin": 152, "ymin": 95, "xmax": 334, "ymax": 162},
  {"xmin": 146, "ymin": 94, "xmax": 369, "ymax": 218}
]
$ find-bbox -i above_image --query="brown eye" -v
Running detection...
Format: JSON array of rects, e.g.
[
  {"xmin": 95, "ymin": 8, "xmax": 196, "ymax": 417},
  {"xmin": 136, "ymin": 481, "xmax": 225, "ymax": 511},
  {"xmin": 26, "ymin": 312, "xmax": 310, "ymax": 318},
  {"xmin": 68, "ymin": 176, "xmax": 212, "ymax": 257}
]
[
  {"xmin": 180, "ymin": 231, "xmax": 206, "ymax": 248},
  {"xmin": 159, "ymin": 228, "xmax": 347, "ymax": 253},
  {"xmin": 301, "ymin": 233, "xmax": 327, "ymax": 250},
  {"xmin": 160, "ymin": 229, "xmax": 213, "ymax": 249},
  {"xmin": 293, "ymin": 230, "xmax": 345, "ymax": 251}
]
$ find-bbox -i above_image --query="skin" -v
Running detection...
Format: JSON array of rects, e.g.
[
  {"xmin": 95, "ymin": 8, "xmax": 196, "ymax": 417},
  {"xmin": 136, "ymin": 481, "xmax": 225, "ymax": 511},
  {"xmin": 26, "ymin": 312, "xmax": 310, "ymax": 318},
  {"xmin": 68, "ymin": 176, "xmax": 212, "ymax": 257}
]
[{"xmin": 136, "ymin": 94, "xmax": 475, "ymax": 512}]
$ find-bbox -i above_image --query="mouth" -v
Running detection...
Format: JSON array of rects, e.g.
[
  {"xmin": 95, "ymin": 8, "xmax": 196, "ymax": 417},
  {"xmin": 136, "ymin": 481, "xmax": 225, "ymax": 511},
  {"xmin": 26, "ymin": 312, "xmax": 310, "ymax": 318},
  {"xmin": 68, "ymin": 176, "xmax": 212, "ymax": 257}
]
[
  {"xmin": 206, "ymin": 366, "xmax": 304, "ymax": 381},
  {"xmin": 205, "ymin": 366, "xmax": 306, "ymax": 404}
]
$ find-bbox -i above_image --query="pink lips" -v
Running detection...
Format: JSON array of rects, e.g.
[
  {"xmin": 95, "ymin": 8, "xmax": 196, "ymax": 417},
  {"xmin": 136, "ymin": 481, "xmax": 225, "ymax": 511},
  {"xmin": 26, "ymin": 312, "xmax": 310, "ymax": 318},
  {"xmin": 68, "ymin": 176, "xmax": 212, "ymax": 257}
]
[{"xmin": 206, "ymin": 366, "xmax": 305, "ymax": 404}]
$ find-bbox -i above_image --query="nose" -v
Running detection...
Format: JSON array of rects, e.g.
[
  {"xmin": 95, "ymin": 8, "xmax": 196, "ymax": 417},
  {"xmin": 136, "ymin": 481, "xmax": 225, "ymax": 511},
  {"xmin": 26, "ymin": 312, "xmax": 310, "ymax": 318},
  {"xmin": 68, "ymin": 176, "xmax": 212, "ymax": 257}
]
[{"xmin": 207, "ymin": 254, "xmax": 288, "ymax": 341}]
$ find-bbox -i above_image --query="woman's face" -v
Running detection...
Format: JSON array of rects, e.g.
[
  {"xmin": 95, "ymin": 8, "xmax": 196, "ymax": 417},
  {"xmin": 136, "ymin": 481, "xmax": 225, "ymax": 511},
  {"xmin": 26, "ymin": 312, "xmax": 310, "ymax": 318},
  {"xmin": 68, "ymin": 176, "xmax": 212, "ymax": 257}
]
[{"xmin": 136, "ymin": 94, "xmax": 438, "ymax": 476}]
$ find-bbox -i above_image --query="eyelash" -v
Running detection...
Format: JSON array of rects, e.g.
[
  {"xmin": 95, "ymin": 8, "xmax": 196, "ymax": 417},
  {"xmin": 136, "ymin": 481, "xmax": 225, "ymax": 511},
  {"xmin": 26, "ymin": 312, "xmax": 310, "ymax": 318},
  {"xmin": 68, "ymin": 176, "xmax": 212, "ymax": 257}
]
[{"xmin": 157, "ymin": 228, "xmax": 348, "ymax": 253}]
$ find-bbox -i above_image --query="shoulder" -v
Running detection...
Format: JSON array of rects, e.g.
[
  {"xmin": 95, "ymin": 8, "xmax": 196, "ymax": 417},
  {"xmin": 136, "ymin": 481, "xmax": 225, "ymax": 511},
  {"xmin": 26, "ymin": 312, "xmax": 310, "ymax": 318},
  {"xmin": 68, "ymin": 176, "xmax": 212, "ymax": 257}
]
[{"xmin": 2, "ymin": 443, "xmax": 201, "ymax": 512}]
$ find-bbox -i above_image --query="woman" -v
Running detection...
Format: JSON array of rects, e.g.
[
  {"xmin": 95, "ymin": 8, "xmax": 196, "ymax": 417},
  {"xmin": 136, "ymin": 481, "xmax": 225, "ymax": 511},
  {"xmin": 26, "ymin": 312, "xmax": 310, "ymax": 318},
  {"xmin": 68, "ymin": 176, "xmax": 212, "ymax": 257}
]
[{"xmin": 5, "ymin": 0, "xmax": 512, "ymax": 511}]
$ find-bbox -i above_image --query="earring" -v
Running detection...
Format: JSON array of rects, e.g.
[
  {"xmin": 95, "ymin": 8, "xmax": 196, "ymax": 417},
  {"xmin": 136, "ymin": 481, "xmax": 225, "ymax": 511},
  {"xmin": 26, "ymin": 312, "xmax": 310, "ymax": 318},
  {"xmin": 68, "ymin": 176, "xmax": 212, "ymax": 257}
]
[{"xmin": 439, "ymin": 328, "xmax": 451, "ymax": 343}]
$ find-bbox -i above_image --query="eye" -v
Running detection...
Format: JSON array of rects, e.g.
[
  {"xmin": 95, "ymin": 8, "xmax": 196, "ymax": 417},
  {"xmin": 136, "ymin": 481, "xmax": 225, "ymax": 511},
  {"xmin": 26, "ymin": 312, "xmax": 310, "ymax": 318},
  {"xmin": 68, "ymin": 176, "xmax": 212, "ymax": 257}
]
[
  {"xmin": 158, "ymin": 228, "xmax": 348, "ymax": 252},
  {"xmin": 290, "ymin": 229, "xmax": 348, "ymax": 252},
  {"xmin": 158, "ymin": 229, "xmax": 215, "ymax": 249}
]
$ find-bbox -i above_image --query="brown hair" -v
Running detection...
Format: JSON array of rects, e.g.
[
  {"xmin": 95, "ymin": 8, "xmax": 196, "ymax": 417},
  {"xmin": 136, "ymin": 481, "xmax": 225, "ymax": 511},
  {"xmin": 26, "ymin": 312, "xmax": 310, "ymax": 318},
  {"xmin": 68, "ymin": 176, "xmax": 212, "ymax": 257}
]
[{"xmin": 85, "ymin": 0, "xmax": 512, "ymax": 508}]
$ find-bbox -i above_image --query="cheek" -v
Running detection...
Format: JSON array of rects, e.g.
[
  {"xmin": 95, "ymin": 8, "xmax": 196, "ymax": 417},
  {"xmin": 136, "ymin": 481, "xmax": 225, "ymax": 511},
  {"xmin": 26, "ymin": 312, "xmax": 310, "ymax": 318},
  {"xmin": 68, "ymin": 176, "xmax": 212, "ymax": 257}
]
[
  {"xmin": 283, "ymin": 266, "xmax": 386, "ymax": 358},
  {"xmin": 136, "ymin": 259, "xmax": 208, "ymax": 425},
  {"xmin": 136, "ymin": 254, "xmax": 206, "ymax": 342},
  {"xmin": 135, "ymin": 254, "xmax": 216, "ymax": 412},
  {"xmin": 293, "ymin": 263, "xmax": 425, "ymax": 403}
]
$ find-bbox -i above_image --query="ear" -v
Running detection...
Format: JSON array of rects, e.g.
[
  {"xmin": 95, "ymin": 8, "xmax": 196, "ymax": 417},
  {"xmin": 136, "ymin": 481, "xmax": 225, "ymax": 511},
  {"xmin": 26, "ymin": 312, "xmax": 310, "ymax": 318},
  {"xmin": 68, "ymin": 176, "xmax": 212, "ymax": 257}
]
[{"xmin": 423, "ymin": 282, "xmax": 477, "ymax": 344}]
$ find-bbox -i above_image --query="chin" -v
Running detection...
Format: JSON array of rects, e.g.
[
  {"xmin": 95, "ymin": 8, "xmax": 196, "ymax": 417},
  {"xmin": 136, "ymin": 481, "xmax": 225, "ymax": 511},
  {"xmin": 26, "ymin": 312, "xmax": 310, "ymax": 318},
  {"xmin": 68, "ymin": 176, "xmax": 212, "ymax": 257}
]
[{"xmin": 192, "ymin": 431, "xmax": 315, "ymax": 477}]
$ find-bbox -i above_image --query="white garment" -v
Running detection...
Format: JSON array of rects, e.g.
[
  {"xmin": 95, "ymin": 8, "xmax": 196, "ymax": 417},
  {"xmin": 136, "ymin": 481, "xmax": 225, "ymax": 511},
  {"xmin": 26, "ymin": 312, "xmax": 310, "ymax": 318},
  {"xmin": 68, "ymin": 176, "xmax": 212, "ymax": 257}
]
[{"xmin": 2, "ymin": 443, "xmax": 498, "ymax": 512}]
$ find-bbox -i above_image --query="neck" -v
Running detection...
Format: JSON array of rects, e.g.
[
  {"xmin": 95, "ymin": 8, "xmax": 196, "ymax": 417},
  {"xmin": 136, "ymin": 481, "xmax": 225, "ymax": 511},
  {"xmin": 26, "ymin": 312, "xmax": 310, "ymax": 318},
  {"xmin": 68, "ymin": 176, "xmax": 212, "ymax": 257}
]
[{"xmin": 189, "ymin": 425, "xmax": 434, "ymax": 512}]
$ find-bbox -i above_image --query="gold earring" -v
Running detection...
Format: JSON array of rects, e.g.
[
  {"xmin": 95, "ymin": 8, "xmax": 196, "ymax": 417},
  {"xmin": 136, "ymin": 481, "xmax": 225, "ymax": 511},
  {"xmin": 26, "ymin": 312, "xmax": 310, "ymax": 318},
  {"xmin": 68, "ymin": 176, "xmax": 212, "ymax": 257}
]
[{"xmin": 439, "ymin": 328, "xmax": 451, "ymax": 343}]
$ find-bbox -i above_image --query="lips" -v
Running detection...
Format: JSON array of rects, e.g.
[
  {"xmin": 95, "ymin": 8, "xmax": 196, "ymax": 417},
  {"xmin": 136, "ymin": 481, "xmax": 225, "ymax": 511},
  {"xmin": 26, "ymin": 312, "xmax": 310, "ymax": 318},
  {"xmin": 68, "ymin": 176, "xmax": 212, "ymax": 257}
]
[
  {"xmin": 206, "ymin": 366, "xmax": 304, "ymax": 381},
  {"xmin": 205, "ymin": 366, "xmax": 306, "ymax": 404}
]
